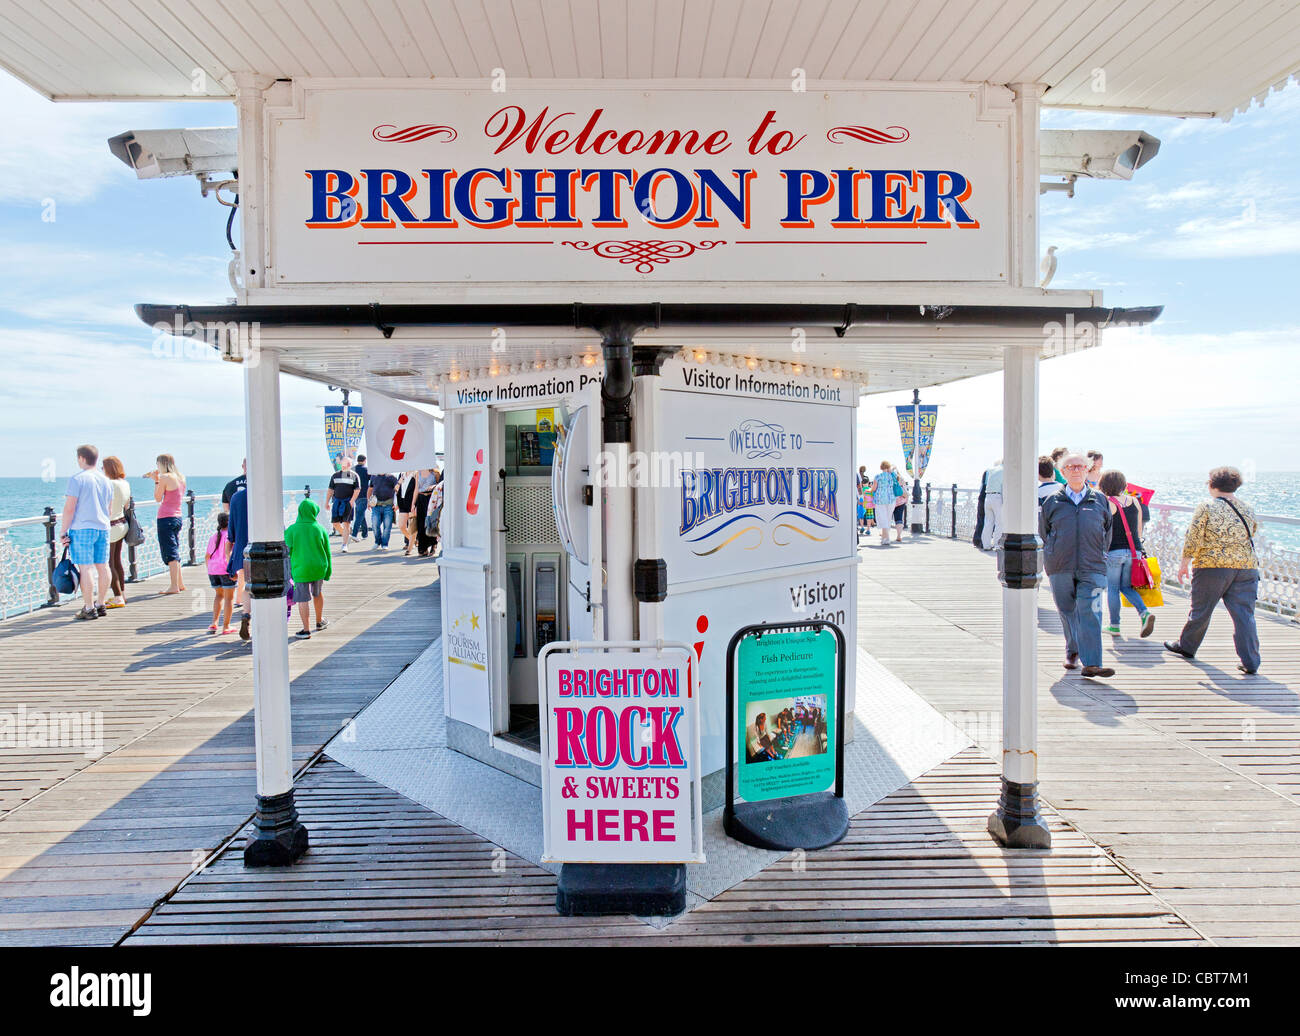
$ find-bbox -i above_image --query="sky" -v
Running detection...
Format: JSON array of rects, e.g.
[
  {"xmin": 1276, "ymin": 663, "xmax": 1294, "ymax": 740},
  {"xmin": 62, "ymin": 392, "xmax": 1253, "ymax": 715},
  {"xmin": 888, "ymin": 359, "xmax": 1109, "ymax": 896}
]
[{"xmin": 1, "ymin": 70, "xmax": 1298, "ymax": 486}]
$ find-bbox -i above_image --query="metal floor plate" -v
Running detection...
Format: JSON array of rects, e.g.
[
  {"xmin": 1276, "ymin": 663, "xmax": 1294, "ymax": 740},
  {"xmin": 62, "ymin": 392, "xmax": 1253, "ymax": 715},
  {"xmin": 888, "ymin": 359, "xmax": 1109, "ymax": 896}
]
[{"xmin": 324, "ymin": 638, "xmax": 971, "ymax": 921}]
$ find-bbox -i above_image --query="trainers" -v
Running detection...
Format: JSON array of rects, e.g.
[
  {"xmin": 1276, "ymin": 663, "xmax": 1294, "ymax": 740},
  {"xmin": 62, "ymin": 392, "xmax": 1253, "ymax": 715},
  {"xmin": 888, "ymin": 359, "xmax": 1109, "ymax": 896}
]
[
  {"xmin": 74, "ymin": 607, "xmax": 97, "ymax": 621},
  {"xmin": 341, "ymin": 544, "xmax": 349, "ymax": 553},
  {"xmin": 95, "ymin": 603, "xmax": 108, "ymax": 617},
  {"xmin": 1103, "ymin": 624, "xmax": 1120, "ymax": 636},
  {"xmin": 1063, "ymin": 653, "xmax": 1080, "ymax": 670},
  {"xmin": 315, "ymin": 620, "xmax": 328, "ymax": 631},
  {"xmin": 295, "ymin": 628, "xmax": 311, "ymax": 638},
  {"xmin": 1139, "ymin": 611, "xmax": 1156, "ymax": 638},
  {"xmin": 1164, "ymin": 640, "xmax": 1193, "ymax": 659},
  {"xmin": 239, "ymin": 614, "xmax": 251, "ymax": 641}
]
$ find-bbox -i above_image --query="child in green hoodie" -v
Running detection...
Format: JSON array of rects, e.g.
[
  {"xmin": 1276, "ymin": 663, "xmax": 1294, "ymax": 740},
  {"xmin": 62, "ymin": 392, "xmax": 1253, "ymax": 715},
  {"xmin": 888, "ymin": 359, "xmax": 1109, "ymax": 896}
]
[{"xmin": 284, "ymin": 497, "xmax": 332, "ymax": 638}]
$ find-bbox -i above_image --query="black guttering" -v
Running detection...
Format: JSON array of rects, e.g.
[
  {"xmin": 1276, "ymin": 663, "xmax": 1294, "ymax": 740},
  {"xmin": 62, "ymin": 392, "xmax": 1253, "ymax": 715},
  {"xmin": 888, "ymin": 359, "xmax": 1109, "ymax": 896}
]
[{"xmin": 137, "ymin": 302, "xmax": 1163, "ymax": 334}]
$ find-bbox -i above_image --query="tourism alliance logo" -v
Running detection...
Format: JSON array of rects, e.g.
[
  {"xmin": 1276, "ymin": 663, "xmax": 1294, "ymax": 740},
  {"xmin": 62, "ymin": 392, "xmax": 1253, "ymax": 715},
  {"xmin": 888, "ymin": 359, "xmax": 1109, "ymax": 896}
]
[{"xmin": 447, "ymin": 610, "xmax": 487, "ymax": 671}]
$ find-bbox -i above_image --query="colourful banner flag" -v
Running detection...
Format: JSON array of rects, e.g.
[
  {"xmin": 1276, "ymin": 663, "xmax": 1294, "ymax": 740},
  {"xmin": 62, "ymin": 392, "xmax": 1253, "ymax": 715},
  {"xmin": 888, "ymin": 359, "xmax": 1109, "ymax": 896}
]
[
  {"xmin": 324, "ymin": 405, "xmax": 364, "ymax": 465},
  {"xmin": 895, "ymin": 405, "xmax": 938, "ymax": 479}
]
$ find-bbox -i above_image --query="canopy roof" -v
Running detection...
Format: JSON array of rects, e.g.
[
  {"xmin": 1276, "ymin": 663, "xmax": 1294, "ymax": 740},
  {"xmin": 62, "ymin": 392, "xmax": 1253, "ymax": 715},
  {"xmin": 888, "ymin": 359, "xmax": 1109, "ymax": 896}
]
[
  {"xmin": 142, "ymin": 300, "xmax": 1161, "ymax": 403},
  {"xmin": 2, "ymin": 0, "xmax": 1297, "ymax": 118}
]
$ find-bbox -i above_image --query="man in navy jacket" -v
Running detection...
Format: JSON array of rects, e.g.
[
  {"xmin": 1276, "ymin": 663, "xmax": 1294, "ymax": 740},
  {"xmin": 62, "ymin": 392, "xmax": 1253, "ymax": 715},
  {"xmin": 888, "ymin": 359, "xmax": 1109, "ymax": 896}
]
[{"xmin": 1040, "ymin": 452, "xmax": 1114, "ymax": 679}]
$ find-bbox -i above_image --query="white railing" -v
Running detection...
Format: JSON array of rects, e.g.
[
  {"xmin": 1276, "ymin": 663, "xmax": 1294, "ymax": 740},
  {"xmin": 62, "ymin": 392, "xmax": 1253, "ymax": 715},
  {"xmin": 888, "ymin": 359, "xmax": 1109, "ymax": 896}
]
[
  {"xmin": 913, "ymin": 486, "xmax": 1300, "ymax": 618},
  {"xmin": 0, "ymin": 489, "xmax": 314, "ymax": 620}
]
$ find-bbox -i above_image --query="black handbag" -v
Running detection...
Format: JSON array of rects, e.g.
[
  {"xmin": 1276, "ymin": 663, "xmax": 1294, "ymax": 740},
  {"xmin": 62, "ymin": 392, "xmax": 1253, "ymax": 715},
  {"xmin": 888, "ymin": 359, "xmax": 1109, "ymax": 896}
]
[{"xmin": 124, "ymin": 498, "xmax": 145, "ymax": 547}]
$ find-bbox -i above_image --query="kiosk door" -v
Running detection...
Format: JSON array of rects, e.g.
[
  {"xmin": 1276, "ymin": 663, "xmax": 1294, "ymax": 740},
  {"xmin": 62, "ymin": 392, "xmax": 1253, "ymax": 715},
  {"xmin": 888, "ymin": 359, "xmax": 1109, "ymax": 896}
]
[{"xmin": 439, "ymin": 405, "xmax": 496, "ymax": 734}]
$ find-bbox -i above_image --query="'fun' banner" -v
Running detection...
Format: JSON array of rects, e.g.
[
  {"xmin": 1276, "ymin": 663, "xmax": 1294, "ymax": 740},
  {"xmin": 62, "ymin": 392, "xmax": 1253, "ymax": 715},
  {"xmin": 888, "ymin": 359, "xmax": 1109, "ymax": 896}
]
[
  {"xmin": 324, "ymin": 405, "xmax": 364, "ymax": 465},
  {"xmin": 895, "ymin": 404, "xmax": 938, "ymax": 480}
]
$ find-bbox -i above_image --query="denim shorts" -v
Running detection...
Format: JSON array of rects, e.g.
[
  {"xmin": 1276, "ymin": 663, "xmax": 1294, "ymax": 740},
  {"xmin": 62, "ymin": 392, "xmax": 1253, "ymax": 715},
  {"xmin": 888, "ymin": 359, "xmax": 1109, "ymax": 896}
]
[
  {"xmin": 68, "ymin": 527, "xmax": 107, "ymax": 565},
  {"xmin": 157, "ymin": 516, "xmax": 183, "ymax": 564}
]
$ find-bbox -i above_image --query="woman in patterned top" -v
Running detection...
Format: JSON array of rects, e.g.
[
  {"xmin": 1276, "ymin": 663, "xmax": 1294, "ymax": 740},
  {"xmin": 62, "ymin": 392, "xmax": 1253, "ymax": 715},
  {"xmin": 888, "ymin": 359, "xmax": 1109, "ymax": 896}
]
[{"xmin": 1164, "ymin": 466, "xmax": 1261, "ymax": 674}]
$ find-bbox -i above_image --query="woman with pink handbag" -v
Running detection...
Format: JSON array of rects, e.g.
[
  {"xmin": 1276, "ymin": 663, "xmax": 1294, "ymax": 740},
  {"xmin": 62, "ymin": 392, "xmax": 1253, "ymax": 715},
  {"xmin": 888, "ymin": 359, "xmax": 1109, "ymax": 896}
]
[{"xmin": 1098, "ymin": 469, "xmax": 1156, "ymax": 638}]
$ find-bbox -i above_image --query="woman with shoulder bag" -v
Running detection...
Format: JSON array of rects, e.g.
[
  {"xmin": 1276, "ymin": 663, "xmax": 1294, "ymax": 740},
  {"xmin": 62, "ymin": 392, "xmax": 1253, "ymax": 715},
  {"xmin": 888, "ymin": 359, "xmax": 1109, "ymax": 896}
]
[
  {"xmin": 1165, "ymin": 466, "xmax": 1262, "ymax": 675},
  {"xmin": 103, "ymin": 455, "xmax": 131, "ymax": 608},
  {"xmin": 1098, "ymin": 469, "xmax": 1156, "ymax": 638},
  {"xmin": 871, "ymin": 461, "xmax": 903, "ymax": 546}
]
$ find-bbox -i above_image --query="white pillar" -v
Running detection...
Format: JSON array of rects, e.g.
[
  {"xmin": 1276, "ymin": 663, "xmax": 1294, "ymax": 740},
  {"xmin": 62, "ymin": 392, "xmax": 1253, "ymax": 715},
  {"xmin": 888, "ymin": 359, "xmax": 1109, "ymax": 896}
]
[
  {"xmin": 604, "ymin": 440, "xmax": 635, "ymax": 641},
  {"xmin": 242, "ymin": 348, "xmax": 309, "ymax": 864},
  {"xmin": 988, "ymin": 343, "xmax": 1049, "ymax": 848},
  {"xmin": 633, "ymin": 372, "xmax": 665, "ymax": 641},
  {"xmin": 989, "ymin": 80, "xmax": 1051, "ymax": 849}
]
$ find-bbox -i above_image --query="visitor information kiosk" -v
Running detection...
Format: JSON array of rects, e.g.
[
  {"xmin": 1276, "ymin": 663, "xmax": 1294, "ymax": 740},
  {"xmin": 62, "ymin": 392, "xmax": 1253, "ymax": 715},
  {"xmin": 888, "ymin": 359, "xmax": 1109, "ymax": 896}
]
[{"xmin": 137, "ymin": 74, "xmax": 1159, "ymax": 891}]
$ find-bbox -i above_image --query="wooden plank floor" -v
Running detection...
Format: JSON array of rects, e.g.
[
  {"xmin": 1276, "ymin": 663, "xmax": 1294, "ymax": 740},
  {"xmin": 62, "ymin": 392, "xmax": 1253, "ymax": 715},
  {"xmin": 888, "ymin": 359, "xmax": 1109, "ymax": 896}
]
[
  {"xmin": 856, "ymin": 535, "xmax": 1300, "ymax": 946},
  {"xmin": 128, "ymin": 752, "xmax": 1201, "ymax": 946},
  {"xmin": 0, "ymin": 546, "xmax": 440, "ymax": 946}
]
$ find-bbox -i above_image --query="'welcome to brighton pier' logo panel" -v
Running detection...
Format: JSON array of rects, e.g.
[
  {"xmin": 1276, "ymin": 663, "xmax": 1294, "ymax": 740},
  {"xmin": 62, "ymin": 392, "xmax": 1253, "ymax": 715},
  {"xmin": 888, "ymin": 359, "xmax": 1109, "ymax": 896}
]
[{"xmin": 268, "ymin": 83, "xmax": 1012, "ymax": 286}]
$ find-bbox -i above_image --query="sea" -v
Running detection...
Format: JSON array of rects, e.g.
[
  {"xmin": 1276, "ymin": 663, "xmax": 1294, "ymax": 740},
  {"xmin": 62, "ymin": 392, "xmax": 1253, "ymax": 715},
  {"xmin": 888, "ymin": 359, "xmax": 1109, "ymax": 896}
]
[
  {"xmin": 0, "ymin": 476, "xmax": 329, "ymax": 549},
  {"xmin": 4, "ymin": 471, "xmax": 1299, "ymax": 548}
]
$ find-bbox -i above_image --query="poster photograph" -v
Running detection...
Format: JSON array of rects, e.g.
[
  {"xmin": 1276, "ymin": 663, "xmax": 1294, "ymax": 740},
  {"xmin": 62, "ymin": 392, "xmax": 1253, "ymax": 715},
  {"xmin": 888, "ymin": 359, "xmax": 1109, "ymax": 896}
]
[{"xmin": 736, "ymin": 628, "xmax": 838, "ymax": 803}]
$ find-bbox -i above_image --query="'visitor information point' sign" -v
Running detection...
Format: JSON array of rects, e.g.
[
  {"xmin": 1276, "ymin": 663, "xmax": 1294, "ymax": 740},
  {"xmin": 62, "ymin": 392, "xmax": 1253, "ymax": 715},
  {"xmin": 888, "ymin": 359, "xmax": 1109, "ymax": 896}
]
[{"xmin": 725, "ymin": 621, "xmax": 849, "ymax": 851}]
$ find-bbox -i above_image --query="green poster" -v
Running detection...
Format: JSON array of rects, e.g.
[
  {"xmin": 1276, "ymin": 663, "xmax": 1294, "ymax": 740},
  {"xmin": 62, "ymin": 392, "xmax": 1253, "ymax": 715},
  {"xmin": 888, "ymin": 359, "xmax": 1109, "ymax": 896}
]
[{"xmin": 736, "ymin": 628, "xmax": 837, "ymax": 803}]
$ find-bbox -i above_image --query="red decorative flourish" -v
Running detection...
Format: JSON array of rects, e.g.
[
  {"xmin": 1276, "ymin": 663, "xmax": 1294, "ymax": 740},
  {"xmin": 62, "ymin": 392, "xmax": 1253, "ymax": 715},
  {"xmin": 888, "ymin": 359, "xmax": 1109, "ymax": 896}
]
[
  {"xmin": 826, "ymin": 125, "xmax": 910, "ymax": 144},
  {"xmin": 372, "ymin": 123, "xmax": 458, "ymax": 143},
  {"xmin": 561, "ymin": 239, "xmax": 724, "ymax": 274}
]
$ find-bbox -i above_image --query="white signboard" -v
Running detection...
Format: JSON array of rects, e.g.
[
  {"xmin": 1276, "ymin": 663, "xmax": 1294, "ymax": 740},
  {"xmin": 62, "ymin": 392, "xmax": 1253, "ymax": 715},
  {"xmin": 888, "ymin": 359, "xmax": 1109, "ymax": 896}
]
[
  {"xmin": 267, "ymin": 81, "xmax": 1011, "ymax": 288},
  {"xmin": 658, "ymin": 389, "xmax": 857, "ymax": 583},
  {"xmin": 539, "ymin": 644, "xmax": 703, "ymax": 864}
]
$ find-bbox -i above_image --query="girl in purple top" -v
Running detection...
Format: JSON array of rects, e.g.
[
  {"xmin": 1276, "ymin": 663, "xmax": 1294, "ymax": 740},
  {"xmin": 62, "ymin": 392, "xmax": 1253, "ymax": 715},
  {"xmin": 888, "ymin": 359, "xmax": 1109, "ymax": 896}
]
[{"xmin": 148, "ymin": 453, "xmax": 187, "ymax": 594}]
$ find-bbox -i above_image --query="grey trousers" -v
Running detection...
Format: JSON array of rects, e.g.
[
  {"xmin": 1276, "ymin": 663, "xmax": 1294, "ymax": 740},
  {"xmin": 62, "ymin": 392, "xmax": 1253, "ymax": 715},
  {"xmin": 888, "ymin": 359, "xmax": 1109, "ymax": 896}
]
[{"xmin": 1177, "ymin": 567, "xmax": 1260, "ymax": 671}]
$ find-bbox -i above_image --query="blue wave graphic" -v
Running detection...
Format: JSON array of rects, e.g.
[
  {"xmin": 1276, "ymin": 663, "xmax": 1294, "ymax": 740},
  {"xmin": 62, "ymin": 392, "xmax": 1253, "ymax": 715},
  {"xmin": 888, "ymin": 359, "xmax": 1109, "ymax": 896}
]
[
  {"xmin": 771, "ymin": 510, "xmax": 837, "ymax": 530},
  {"xmin": 684, "ymin": 512, "xmax": 764, "ymax": 542}
]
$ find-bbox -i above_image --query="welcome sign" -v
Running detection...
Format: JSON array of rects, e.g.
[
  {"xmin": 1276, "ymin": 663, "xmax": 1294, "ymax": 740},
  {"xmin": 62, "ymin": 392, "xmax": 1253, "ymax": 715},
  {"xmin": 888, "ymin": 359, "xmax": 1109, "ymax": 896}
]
[
  {"xmin": 267, "ymin": 81, "xmax": 1012, "ymax": 288},
  {"xmin": 658, "ymin": 389, "xmax": 856, "ymax": 581}
]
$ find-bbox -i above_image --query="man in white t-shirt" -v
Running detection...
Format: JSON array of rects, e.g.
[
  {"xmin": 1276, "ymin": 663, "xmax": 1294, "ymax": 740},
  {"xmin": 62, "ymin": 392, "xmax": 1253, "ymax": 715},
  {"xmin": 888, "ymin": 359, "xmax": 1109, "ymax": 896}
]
[{"xmin": 59, "ymin": 444, "xmax": 113, "ymax": 620}]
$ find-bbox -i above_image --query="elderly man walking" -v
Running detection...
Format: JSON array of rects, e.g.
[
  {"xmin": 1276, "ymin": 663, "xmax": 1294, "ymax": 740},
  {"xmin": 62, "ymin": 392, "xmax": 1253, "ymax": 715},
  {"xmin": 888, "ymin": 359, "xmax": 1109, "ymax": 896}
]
[{"xmin": 1040, "ymin": 452, "xmax": 1115, "ymax": 679}]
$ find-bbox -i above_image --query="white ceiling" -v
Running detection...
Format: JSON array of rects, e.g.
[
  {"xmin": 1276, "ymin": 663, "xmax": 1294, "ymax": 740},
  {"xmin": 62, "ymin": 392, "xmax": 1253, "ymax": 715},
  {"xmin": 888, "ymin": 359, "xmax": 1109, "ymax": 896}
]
[{"xmin": 2, "ymin": 1, "xmax": 1297, "ymax": 118}]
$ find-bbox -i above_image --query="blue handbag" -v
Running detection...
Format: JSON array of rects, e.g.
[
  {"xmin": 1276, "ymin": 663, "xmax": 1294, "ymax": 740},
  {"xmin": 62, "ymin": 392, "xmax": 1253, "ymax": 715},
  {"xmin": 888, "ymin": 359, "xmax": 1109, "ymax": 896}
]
[{"xmin": 52, "ymin": 547, "xmax": 79, "ymax": 596}]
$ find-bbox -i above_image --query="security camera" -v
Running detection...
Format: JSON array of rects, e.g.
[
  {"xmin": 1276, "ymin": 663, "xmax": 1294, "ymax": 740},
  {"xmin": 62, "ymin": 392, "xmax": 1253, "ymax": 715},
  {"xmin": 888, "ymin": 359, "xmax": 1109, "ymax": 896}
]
[
  {"xmin": 107, "ymin": 127, "xmax": 238, "ymax": 180},
  {"xmin": 1039, "ymin": 130, "xmax": 1161, "ymax": 181}
]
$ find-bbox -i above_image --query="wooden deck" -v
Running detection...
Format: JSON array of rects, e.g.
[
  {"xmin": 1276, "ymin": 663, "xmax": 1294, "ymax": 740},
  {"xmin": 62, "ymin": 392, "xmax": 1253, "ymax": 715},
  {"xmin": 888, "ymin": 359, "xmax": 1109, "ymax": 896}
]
[
  {"xmin": 0, "ymin": 547, "xmax": 439, "ymax": 945},
  {"xmin": 12, "ymin": 532, "xmax": 1300, "ymax": 945},
  {"xmin": 128, "ymin": 752, "xmax": 1200, "ymax": 946},
  {"xmin": 856, "ymin": 535, "xmax": 1300, "ymax": 946}
]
